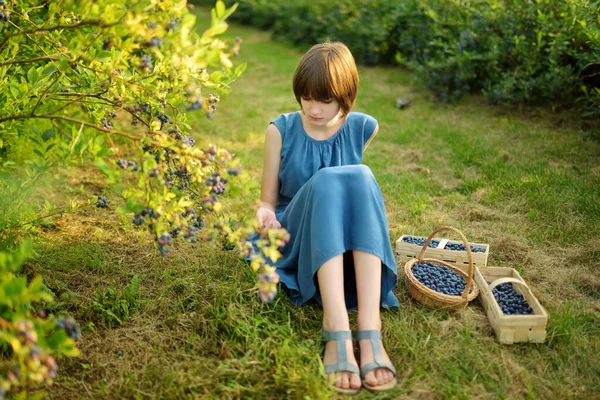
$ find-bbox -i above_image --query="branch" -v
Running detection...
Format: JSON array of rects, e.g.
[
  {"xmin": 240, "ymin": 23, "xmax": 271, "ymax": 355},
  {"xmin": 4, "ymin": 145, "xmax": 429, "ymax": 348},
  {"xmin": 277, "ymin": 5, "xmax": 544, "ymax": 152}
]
[
  {"xmin": 0, "ymin": 113, "xmax": 144, "ymax": 140},
  {"xmin": 32, "ymin": 73, "xmax": 62, "ymax": 114},
  {"xmin": 1, "ymin": 19, "xmax": 120, "ymax": 41},
  {"xmin": 0, "ymin": 55, "xmax": 62, "ymax": 67},
  {"xmin": 50, "ymin": 119, "xmax": 72, "ymax": 140},
  {"xmin": 6, "ymin": 19, "xmax": 52, "ymax": 57},
  {"xmin": 52, "ymin": 91, "xmax": 152, "ymax": 128}
]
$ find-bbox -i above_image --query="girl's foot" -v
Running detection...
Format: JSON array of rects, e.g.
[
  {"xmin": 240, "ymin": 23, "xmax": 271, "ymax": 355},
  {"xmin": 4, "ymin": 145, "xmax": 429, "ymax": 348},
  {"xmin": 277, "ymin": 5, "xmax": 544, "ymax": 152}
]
[
  {"xmin": 357, "ymin": 334, "xmax": 395, "ymax": 388},
  {"xmin": 323, "ymin": 335, "xmax": 362, "ymax": 391}
]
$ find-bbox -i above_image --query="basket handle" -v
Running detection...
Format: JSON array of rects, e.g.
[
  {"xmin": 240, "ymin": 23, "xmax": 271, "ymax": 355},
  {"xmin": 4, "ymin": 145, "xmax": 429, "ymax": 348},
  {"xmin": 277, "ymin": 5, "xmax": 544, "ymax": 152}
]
[
  {"xmin": 418, "ymin": 226, "xmax": 474, "ymax": 300},
  {"xmin": 489, "ymin": 277, "xmax": 530, "ymax": 292}
]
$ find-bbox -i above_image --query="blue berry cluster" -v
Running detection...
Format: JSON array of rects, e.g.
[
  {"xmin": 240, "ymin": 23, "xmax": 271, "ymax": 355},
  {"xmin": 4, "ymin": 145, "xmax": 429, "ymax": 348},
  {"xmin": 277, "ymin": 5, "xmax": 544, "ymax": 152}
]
[
  {"xmin": 55, "ymin": 317, "xmax": 81, "ymax": 341},
  {"xmin": 205, "ymin": 94, "xmax": 219, "ymax": 119},
  {"xmin": 116, "ymin": 159, "xmax": 138, "ymax": 171},
  {"xmin": 167, "ymin": 17, "xmax": 178, "ymax": 32},
  {"xmin": 232, "ymin": 36, "xmax": 242, "ymax": 57},
  {"xmin": 183, "ymin": 225, "xmax": 198, "ymax": 243},
  {"xmin": 101, "ymin": 117, "xmax": 113, "ymax": 130},
  {"xmin": 139, "ymin": 54, "xmax": 152, "ymax": 71},
  {"xmin": 102, "ymin": 38, "xmax": 113, "ymax": 50},
  {"xmin": 96, "ymin": 195, "xmax": 109, "ymax": 208},
  {"xmin": 205, "ymin": 144, "xmax": 217, "ymax": 157},
  {"xmin": 156, "ymin": 233, "xmax": 172, "ymax": 256},
  {"xmin": 157, "ymin": 113, "xmax": 169, "ymax": 130},
  {"xmin": 0, "ymin": 0, "xmax": 9, "ymax": 22},
  {"xmin": 402, "ymin": 236, "xmax": 485, "ymax": 252},
  {"xmin": 411, "ymin": 262, "xmax": 470, "ymax": 296},
  {"xmin": 133, "ymin": 207, "xmax": 160, "ymax": 226},
  {"xmin": 147, "ymin": 36, "xmax": 163, "ymax": 48},
  {"xmin": 402, "ymin": 236, "xmax": 440, "ymax": 248},
  {"xmin": 186, "ymin": 98, "xmax": 202, "ymax": 111},
  {"xmin": 182, "ymin": 135, "xmax": 196, "ymax": 147},
  {"xmin": 492, "ymin": 283, "xmax": 533, "ymax": 315},
  {"xmin": 170, "ymin": 167, "xmax": 191, "ymax": 189},
  {"xmin": 444, "ymin": 242, "xmax": 486, "ymax": 253},
  {"xmin": 227, "ymin": 167, "xmax": 242, "ymax": 176},
  {"xmin": 168, "ymin": 127, "xmax": 183, "ymax": 141},
  {"xmin": 206, "ymin": 172, "xmax": 226, "ymax": 195}
]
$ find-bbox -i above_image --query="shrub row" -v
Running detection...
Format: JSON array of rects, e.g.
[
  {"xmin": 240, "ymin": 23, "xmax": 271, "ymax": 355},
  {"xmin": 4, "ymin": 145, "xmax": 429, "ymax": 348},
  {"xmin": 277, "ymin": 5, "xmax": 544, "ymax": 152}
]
[{"xmin": 223, "ymin": 0, "xmax": 600, "ymax": 116}]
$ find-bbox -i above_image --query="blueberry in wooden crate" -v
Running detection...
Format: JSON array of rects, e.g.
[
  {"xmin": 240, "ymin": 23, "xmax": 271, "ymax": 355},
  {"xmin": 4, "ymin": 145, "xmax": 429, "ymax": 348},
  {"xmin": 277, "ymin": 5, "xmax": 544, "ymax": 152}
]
[
  {"xmin": 397, "ymin": 233, "xmax": 490, "ymax": 269},
  {"xmin": 474, "ymin": 266, "xmax": 548, "ymax": 344}
]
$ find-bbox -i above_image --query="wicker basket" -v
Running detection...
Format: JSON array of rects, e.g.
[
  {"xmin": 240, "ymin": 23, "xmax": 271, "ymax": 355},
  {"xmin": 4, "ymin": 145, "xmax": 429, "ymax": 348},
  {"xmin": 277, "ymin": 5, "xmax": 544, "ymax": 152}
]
[{"xmin": 404, "ymin": 226, "xmax": 480, "ymax": 308}]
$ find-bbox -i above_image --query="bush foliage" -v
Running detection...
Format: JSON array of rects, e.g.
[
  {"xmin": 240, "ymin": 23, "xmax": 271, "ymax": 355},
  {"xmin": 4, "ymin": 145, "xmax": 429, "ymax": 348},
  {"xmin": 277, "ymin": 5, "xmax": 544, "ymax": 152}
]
[
  {"xmin": 225, "ymin": 0, "xmax": 600, "ymax": 115},
  {"xmin": 0, "ymin": 1, "xmax": 289, "ymax": 396},
  {"xmin": 0, "ymin": 239, "xmax": 80, "ymax": 398},
  {"xmin": 0, "ymin": 0, "xmax": 286, "ymax": 294}
]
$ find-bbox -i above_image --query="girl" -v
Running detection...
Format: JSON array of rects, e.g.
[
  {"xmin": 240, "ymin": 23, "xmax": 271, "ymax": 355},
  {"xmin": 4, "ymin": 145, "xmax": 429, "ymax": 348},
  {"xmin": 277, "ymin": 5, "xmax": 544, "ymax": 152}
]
[{"xmin": 256, "ymin": 41, "xmax": 398, "ymax": 394}]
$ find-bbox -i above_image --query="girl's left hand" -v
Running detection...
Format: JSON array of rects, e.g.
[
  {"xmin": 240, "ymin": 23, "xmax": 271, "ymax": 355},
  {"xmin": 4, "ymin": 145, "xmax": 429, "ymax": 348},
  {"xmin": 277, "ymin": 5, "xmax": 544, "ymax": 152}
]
[{"xmin": 256, "ymin": 207, "xmax": 281, "ymax": 230}]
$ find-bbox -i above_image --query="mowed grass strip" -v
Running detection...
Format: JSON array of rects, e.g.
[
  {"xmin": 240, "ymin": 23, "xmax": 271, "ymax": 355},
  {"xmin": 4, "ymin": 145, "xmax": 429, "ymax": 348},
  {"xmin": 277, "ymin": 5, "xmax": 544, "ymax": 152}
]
[{"xmin": 29, "ymin": 8, "xmax": 600, "ymax": 399}]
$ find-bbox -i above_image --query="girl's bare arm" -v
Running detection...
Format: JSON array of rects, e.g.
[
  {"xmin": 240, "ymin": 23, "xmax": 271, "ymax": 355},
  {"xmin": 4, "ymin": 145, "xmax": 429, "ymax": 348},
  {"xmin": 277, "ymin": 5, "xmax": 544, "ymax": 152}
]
[
  {"xmin": 260, "ymin": 123, "xmax": 283, "ymax": 212},
  {"xmin": 363, "ymin": 123, "xmax": 379, "ymax": 153}
]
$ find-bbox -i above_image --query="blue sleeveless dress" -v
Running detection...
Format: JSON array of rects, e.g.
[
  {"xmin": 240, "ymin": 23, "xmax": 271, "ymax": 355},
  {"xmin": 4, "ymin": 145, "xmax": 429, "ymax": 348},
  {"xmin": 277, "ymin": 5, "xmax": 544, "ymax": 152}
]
[{"xmin": 258, "ymin": 111, "xmax": 398, "ymax": 311}]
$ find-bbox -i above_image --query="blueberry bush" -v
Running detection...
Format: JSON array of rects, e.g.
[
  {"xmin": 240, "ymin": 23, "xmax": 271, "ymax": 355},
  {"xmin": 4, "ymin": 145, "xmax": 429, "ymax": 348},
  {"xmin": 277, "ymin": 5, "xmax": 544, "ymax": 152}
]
[
  {"xmin": 0, "ymin": 0, "xmax": 288, "ymax": 298},
  {"xmin": 0, "ymin": 239, "xmax": 80, "ymax": 399},
  {"xmin": 223, "ymin": 0, "xmax": 600, "ymax": 116}
]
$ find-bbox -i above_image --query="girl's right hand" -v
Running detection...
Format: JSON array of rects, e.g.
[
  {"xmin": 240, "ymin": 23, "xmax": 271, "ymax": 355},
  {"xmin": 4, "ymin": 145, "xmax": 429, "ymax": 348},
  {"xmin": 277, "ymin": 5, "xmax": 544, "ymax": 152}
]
[{"xmin": 256, "ymin": 207, "xmax": 281, "ymax": 229}]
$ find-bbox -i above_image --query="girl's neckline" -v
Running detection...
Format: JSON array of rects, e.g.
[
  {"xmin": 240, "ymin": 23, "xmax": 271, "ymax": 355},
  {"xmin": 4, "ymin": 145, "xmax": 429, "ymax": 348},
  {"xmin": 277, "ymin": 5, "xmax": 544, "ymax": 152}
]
[{"xmin": 297, "ymin": 111, "xmax": 349, "ymax": 143}]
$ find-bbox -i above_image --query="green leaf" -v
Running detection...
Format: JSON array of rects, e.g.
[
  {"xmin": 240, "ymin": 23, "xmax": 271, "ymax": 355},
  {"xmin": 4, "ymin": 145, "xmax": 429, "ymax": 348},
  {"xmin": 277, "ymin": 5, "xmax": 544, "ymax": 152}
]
[
  {"xmin": 4, "ymin": 276, "xmax": 27, "ymax": 296},
  {"xmin": 29, "ymin": 136, "xmax": 43, "ymax": 147},
  {"xmin": 42, "ymin": 128, "xmax": 55, "ymax": 141},
  {"xmin": 9, "ymin": 84, "xmax": 19, "ymax": 99},
  {"xmin": 220, "ymin": 2, "xmax": 238, "ymax": 20},
  {"xmin": 234, "ymin": 63, "xmax": 247, "ymax": 78},
  {"xmin": 33, "ymin": 149, "xmax": 45, "ymax": 158},
  {"xmin": 42, "ymin": 66, "xmax": 58, "ymax": 76},
  {"xmin": 216, "ymin": 0, "xmax": 225, "ymax": 18},
  {"xmin": 47, "ymin": 329, "xmax": 69, "ymax": 349},
  {"xmin": 27, "ymin": 66, "xmax": 40, "ymax": 84}
]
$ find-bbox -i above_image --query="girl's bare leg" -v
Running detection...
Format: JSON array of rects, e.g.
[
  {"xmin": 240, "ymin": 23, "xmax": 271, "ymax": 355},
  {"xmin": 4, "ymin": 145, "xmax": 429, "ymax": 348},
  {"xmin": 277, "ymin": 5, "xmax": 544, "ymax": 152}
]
[
  {"xmin": 318, "ymin": 253, "xmax": 362, "ymax": 390},
  {"xmin": 353, "ymin": 250, "xmax": 395, "ymax": 387}
]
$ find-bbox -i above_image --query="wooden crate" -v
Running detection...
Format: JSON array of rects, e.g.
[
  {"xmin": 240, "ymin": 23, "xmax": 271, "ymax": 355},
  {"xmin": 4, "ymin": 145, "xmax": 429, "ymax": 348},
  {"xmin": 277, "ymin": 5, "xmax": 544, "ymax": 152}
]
[
  {"xmin": 474, "ymin": 266, "xmax": 548, "ymax": 344},
  {"xmin": 396, "ymin": 235, "xmax": 490, "ymax": 269}
]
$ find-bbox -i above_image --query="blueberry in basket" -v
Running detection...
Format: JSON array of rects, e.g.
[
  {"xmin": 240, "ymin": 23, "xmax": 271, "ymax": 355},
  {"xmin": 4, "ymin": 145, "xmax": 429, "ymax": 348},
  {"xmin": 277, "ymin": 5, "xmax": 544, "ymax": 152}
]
[
  {"xmin": 411, "ymin": 262, "xmax": 472, "ymax": 296},
  {"xmin": 491, "ymin": 283, "xmax": 534, "ymax": 315}
]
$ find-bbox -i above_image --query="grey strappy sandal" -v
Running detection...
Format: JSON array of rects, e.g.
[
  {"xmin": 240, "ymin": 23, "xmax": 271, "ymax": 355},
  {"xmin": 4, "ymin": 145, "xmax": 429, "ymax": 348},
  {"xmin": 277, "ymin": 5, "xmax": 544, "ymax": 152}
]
[
  {"xmin": 322, "ymin": 329, "xmax": 361, "ymax": 395},
  {"xmin": 354, "ymin": 330, "xmax": 398, "ymax": 392}
]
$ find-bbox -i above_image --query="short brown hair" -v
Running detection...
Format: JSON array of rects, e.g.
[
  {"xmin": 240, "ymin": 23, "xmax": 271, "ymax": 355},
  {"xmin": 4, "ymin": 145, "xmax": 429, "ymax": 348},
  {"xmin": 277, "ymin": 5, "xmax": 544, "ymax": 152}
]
[{"xmin": 292, "ymin": 41, "xmax": 359, "ymax": 116}]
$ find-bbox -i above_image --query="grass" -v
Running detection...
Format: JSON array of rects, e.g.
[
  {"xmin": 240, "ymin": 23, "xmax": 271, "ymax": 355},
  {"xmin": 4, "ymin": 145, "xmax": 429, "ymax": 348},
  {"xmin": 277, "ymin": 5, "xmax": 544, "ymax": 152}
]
[{"xmin": 7, "ymin": 7, "xmax": 600, "ymax": 400}]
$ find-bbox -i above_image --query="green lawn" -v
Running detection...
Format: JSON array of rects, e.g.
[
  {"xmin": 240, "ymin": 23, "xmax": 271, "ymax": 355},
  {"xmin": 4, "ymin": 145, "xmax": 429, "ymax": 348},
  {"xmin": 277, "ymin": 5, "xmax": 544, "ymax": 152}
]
[{"xmin": 26, "ymin": 8, "xmax": 600, "ymax": 400}]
